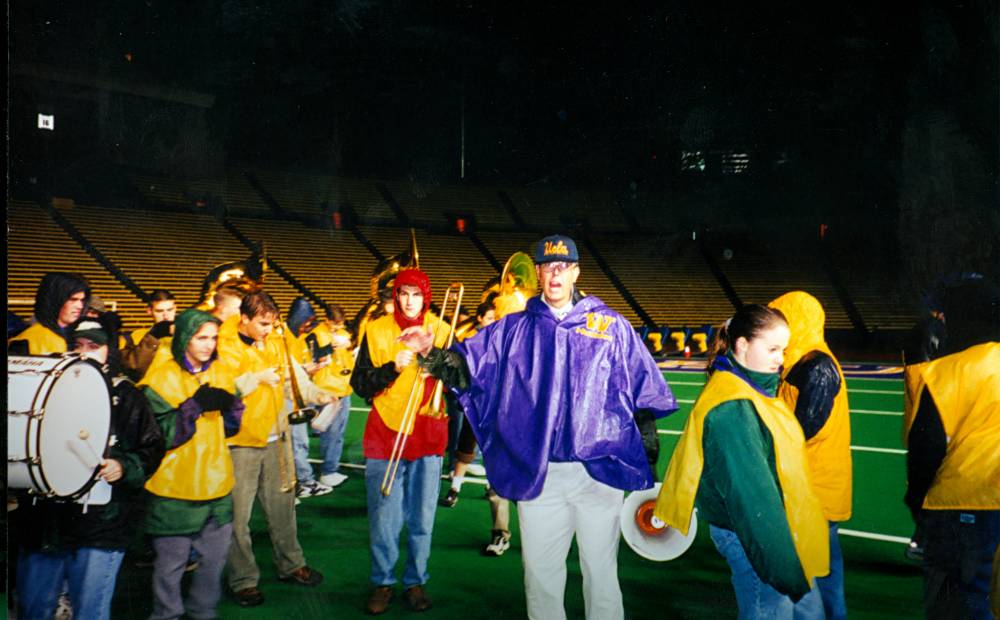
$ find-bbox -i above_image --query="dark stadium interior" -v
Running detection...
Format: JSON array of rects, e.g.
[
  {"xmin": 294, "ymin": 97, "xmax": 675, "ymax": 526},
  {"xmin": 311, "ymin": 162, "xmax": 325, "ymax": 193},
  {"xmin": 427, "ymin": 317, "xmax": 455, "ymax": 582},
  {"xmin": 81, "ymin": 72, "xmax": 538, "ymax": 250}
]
[{"xmin": 6, "ymin": 2, "xmax": 999, "ymax": 619}]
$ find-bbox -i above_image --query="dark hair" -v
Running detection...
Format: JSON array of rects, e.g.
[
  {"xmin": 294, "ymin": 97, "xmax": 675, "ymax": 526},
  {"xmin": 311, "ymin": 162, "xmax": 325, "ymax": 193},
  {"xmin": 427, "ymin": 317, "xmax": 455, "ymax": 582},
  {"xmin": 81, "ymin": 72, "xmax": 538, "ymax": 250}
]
[
  {"xmin": 149, "ymin": 289, "xmax": 175, "ymax": 305},
  {"xmin": 707, "ymin": 304, "xmax": 788, "ymax": 375},
  {"xmin": 325, "ymin": 303, "xmax": 346, "ymax": 323},
  {"xmin": 475, "ymin": 301, "xmax": 494, "ymax": 320},
  {"xmin": 240, "ymin": 291, "xmax": 279, "ymax": 319}
]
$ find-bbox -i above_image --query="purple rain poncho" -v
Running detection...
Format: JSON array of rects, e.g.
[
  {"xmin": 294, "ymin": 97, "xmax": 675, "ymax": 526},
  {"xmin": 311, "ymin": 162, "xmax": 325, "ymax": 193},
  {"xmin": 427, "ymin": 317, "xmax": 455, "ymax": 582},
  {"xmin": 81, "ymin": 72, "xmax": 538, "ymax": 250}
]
[{"xmin": 452, "ymin": 295, "xmax": 677, "ymax": 501}]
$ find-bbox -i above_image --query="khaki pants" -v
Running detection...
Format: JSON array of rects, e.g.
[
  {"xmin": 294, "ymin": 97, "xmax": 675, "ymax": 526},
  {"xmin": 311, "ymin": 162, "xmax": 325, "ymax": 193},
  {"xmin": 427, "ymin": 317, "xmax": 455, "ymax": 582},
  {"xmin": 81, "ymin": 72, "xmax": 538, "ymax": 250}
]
[{"xmin": 227, "ymin": 442, "xmax": 306, "ymax": 591}]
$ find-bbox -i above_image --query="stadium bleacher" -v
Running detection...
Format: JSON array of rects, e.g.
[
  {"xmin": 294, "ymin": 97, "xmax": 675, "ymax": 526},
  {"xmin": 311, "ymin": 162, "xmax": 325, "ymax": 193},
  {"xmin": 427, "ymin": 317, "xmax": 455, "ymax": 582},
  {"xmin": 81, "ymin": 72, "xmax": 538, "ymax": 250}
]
[{"xmin": 8, "ymin": 170, "xmax": 922, "ymax": 346}]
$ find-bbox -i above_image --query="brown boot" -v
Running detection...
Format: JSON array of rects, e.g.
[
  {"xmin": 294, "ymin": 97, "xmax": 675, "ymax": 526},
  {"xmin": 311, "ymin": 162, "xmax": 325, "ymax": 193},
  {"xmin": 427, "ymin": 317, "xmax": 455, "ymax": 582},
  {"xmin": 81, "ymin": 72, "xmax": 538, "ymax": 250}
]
[
  {"xmin": 365, "ymin": 586, "xmax": 394, "ymax": 615},
  {"xmin": 404, "ymin": 585, "xmax": 433, "ymax": 612}
]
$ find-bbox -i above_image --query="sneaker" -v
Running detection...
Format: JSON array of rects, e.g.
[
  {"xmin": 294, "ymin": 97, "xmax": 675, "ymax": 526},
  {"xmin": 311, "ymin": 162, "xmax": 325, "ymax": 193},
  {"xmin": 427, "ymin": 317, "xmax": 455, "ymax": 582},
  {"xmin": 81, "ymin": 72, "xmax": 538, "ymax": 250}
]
[
  {"xmin": 439, "ymin": 488, "xmax": 459, "ymax": 508},
  {"xmin": 54, "ymin": 592, "xmax": 73, "ymax": 620},
  {"xmin": 904, "ymin": 539, "xmax": 924, "ymax": 562},
  {"xmin": 319, "ymin": 472, "xmax": 349, "ymax": 488},
  {"xmin": 466, "ymin": 463, "xmax": 486, "ymax": 477},
  {"xmin": 296, "ymin": 480, "xmax": 333, "ymax": 499},
  {"xmin": 482, "ymin": 530, "xmax": 511, "ymax": 557}
]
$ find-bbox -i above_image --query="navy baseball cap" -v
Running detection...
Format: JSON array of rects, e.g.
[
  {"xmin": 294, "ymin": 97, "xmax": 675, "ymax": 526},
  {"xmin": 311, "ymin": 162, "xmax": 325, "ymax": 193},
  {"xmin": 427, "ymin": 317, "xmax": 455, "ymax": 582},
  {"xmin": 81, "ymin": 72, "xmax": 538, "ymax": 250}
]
[{"xmin": 534, "ymin": 235, "xmax": 579, "ymax": 264}]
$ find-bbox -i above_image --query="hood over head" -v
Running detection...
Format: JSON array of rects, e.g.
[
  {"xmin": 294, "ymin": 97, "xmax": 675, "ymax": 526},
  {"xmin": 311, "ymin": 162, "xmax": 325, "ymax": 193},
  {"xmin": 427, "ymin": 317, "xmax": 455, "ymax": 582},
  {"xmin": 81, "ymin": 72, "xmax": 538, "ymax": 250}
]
[{"xmin": 171, "ymin": 309, "xmax": 221, "ymax": 363}]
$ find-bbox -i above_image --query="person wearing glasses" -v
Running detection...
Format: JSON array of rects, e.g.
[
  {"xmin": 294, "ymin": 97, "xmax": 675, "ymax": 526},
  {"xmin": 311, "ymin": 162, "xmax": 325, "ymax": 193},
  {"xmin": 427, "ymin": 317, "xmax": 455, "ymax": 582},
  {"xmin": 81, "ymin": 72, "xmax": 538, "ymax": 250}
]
[{"xmin": 408, "ymin": 234, "xmax": 676, "ymax": 620}]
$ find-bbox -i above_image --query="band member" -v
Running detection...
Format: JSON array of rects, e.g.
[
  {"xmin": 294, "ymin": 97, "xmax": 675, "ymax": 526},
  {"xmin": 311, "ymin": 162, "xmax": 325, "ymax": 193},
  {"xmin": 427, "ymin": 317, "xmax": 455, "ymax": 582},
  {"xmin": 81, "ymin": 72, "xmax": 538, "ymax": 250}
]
[
  {"xmin": 350, "ymin": 268, "xmax": 449, "ymax": 615},
  {"xmin": 903, "ymin": 278, "xmax": 999, "ymax": 619},
  {"xmin": 769, "ymin": 291, "xmax": 851, "ymax": 620},
  {"xmin": 140, "ymin": 309, "xmax": 245, "ymax": 620},
  {"xmin": 285, "ymin": 297, "xmax": 334, "ymax": 498},
  {"xmin": 14, "ymin": 314, "xmax": 165, "ymax": 620},
  {"xmin": 438, "ymin": 301, "xmax": 512, "ymax": 557},
  {"xmin": 414, "ymin": 235, "xmax": 676, "ymax": 620},
  {"xmin": 302, "ymin": 303, "xmax": 356, "ymax": 490},
  {"xmin": 121, "ymin": 289, "xmax": 177, "ymax": 381},
  {"xmin": 655, "ymin": 304, "xmax": 828, "ymax": 619},
  {"xmin": 8, "ymin": 272, "xmax": 90, "ymax": 355},
  {"xmin": 217, "ymin": 292, "xmax": 326, "ymax": 607}
]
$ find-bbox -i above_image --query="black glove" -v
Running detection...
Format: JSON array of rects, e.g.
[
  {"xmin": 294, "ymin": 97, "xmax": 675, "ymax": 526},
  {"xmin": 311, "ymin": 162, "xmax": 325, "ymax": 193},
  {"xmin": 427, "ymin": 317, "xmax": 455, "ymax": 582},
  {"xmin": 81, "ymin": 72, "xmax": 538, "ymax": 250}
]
[
  {"xmin": 193, "ymin": 384, "xmax": 236, "ymax": 412},
  {"xmin": 150, "ymin": 320, "xmax": 173, "ymax": 339}
]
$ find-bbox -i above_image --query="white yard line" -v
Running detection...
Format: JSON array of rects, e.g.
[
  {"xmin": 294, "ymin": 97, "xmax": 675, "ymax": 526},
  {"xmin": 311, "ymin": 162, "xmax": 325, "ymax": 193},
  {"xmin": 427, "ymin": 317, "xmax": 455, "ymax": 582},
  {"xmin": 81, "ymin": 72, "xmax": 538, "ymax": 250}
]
[
  {"xmin": 838, "ymin": 529, "xmax": 911, "ymax": 544},
  {"xmin": 848, "ymin": 388, "xmax": 904, "ymax": 395},
  {"xmin": 852, "ymin": 409, "xmax": 903, "ymax": 416}
]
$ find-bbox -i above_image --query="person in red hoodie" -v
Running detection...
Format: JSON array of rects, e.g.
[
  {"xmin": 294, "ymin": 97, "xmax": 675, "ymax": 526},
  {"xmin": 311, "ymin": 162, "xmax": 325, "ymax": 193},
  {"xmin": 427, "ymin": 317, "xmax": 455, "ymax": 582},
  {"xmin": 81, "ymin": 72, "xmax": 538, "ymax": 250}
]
[{"xmin": 351, "ymin": 269, "xmax": 448, "ymax": 615}]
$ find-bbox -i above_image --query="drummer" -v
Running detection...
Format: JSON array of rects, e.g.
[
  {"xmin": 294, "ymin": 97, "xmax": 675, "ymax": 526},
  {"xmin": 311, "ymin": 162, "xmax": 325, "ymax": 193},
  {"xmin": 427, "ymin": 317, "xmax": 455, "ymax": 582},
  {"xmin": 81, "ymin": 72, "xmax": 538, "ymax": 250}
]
[
  {"xmin": 8, "ymin": 272, "xmax": 91, "ymax": 355},
  {"xmin": 13, "ymin": 314, "xmax": 166, "ymax": 620}
]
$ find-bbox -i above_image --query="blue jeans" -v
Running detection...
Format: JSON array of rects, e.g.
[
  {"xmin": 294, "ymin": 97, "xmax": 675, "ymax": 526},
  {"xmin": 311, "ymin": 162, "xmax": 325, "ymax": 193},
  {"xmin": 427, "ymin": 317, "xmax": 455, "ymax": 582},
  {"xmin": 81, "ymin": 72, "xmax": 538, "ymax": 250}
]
[
  {"xmin": 817, "ymin": 522, "xmax": 846, "ymax": 620},
  {"xmin": 319, "ymin": 396, "xmax": 351, "ymax": 476},
  {"xmin": 17, "ymin": 547, "xmax": 125, "ymax": 620},
  {"xmin": 709, "ymin": 525, "xmax": 825, "ymax": 620},
  {"xmin": 921, "ymin": 509, "xmax": 1000, "ymax": 620},
  {"xmin": 292, "ymin": 396, "xmax": 351, "ymax": 482},
  {"xmin": 365, "ymin": 456, "xmax": 442, "ymax": 587}
]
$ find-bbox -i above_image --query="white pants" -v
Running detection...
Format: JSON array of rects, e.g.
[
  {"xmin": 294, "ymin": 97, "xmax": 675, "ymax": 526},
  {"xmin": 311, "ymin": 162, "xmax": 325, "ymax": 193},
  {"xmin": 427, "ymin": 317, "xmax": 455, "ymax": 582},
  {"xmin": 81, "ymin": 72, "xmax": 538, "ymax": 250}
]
[{"xmin": 517, "ymin": 461, "xmax": 625, "ymax": 620}]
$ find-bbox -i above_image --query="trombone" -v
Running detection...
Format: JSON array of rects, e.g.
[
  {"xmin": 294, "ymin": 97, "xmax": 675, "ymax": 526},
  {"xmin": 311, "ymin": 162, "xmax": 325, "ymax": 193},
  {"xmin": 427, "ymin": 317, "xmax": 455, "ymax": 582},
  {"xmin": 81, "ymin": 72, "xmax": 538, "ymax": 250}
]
[
  {"xmin": 380, "ymin": 282, "xmax": 464, "ymax": 496},
  {"xmin": 274, "ymin": 315, "xmax": 319, "ymax": 493}
]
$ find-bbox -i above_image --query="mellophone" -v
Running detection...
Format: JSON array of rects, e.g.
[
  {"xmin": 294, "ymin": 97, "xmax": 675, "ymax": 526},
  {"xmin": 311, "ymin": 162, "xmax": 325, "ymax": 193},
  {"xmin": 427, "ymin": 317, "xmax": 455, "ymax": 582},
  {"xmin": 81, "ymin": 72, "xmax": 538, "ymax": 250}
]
[{"xmin": 8, "ymin": 354, "xmax": 113, "ymax": 505}]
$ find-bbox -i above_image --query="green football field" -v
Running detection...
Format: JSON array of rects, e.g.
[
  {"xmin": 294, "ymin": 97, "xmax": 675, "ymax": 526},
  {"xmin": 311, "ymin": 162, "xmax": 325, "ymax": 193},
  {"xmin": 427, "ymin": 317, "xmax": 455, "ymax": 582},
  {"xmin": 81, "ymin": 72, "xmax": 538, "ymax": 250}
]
[{"xmin": 95, "ymin": 370, "xmax": 922, "ymax": 618}]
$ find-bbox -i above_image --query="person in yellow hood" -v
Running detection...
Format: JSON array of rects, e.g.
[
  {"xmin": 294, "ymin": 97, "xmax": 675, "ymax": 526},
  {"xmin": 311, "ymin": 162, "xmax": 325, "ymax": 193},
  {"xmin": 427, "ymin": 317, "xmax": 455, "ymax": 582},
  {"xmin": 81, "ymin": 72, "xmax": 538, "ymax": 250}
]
[
  {"xmin": 140, "ymin": 308, "xmax": 244, "ymax": 620},
  {"xmin": 903, "ymin": 277, "xmax": 999, "ymax": 619},
  {"xmin": 655, "ymin": 304, "xmax": 828, "ymax": 619},
  {"xmin": 768, "ymin": 291, "xmax": 851, "ymax": 620}
]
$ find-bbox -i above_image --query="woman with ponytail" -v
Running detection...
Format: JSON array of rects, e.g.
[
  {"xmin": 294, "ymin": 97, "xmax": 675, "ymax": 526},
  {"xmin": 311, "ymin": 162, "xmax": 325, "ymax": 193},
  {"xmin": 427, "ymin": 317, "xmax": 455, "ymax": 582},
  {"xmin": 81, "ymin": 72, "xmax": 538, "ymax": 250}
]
[{"xmin": 655, "ymin": 304, "xmax": 829, "ymax": 619}]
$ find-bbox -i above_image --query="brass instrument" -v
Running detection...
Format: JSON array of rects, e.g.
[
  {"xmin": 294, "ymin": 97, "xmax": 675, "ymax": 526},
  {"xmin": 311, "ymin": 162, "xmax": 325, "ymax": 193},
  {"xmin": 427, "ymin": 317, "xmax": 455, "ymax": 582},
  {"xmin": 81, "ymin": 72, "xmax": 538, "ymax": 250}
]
[
  {"xmin": 380, "ymin": 282, "xmax": 464, "ymax": 497},
  {"xmin": 196, "ymin": 246, "xmax": 268, "ymax": 311},
  {"xmin": 494, "ymin": 251, "xmax": 539, "ymax": 319},
  {"xmin": 275, "ymin": 317, "xmax": 319, "ymax": 426},
  {"xmin": 353, "ymin": 229, "xmax": 420, "ymax": 338}
]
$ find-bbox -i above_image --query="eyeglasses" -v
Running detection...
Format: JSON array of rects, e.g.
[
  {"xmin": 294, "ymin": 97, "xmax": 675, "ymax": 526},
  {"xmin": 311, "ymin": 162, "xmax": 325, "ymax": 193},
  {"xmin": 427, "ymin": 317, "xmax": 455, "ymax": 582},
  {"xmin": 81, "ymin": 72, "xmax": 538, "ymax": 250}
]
[{"xmin": 540, "ymin": 261, "xmax": 575, "ymax": 273}]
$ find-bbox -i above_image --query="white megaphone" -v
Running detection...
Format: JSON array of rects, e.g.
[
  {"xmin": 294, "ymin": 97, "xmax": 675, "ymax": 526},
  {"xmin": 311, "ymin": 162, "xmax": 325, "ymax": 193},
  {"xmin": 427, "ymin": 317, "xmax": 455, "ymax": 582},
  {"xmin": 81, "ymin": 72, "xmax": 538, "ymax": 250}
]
[{"xmin": 620, "ymin": 483, "xmax": 697, "ymax": 561}]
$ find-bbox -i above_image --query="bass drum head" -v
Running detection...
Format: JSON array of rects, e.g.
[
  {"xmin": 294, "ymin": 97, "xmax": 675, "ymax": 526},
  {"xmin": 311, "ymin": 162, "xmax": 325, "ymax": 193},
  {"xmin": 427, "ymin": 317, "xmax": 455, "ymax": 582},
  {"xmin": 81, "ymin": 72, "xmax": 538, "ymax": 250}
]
[{"xmin": 38, "ymin": 358, "xmax": 112, "ymax": 497}]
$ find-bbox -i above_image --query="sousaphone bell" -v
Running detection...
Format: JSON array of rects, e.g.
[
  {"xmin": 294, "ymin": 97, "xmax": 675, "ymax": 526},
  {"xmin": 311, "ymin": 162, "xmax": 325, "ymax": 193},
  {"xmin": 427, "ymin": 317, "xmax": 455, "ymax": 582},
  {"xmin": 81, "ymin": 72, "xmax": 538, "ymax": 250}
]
[{"xmin": 620, "ymin": 483, "xmax": 698, "ymax": 561}]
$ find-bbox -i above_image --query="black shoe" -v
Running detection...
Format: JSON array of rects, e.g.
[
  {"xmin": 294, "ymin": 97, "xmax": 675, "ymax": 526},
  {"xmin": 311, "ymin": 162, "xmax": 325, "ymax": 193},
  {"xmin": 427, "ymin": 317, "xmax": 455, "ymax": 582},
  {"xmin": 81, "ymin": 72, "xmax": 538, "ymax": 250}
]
[
  {"xmin": 439, "ymin": 488, "xmax": 459, "ymax": 508},
  {"xmin": 404, "ymin": 585, "xmax": 433, "ymax": 612},
  {"xmin": 233, "ymin": 586, "xmax": 265, "ymax": 607},
  {"xmin": 278, "ymin": 565, "xmax": 324, "ymax": 587}
]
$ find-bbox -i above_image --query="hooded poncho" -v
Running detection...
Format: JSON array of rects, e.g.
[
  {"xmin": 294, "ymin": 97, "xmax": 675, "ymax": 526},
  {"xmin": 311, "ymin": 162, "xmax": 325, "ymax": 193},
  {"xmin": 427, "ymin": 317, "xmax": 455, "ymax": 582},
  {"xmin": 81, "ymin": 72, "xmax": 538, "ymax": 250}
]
[{"xmin": 452, "ymin": 295, "xmax": 676, "ymax": 501}]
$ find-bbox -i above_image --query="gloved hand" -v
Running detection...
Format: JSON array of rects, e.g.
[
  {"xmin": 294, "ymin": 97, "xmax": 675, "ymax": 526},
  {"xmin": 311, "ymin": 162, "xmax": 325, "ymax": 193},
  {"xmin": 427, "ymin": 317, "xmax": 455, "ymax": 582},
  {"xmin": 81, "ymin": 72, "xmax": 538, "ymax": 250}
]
[
  {"xmin": 193, "ymin": 384, "xmax": 236, "ymax": 412},
  {"xmin": 150, "ymin": 320, "xmax": 174, "ymax": 339}
]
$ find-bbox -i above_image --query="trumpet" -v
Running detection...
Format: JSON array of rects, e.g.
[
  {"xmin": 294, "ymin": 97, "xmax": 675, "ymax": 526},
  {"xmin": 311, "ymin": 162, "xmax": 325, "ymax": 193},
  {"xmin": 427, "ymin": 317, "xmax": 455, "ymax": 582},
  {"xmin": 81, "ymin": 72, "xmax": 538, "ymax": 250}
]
[{"xmin": 380, "ymin": 282, "xmax": 464, "ymax": 496}]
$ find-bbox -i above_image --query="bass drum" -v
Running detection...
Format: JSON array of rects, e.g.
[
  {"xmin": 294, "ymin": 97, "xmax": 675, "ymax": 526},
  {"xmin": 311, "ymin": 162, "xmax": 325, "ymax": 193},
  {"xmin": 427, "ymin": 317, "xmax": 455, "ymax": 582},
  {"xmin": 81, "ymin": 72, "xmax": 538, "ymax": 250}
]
[{"xmin": 8, "ymin": 354, "xmax": 112, "ymax": 500}]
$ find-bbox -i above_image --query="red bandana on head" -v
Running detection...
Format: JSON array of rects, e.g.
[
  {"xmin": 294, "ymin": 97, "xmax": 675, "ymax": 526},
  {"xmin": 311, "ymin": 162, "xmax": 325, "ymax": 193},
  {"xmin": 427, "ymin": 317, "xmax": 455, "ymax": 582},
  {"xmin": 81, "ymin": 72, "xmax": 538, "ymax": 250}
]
[{"xmin": 392, "ymin": 268, "xmax": 432, "ymax": 330}]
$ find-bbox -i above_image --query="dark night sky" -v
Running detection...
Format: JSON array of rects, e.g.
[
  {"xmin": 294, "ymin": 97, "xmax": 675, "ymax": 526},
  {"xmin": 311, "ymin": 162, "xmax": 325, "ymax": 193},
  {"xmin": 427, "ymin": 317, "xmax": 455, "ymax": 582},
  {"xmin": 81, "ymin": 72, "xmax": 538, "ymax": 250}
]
[{"xmin": 11, "ymin": 1, "xmax": 946, "ymax": 184}]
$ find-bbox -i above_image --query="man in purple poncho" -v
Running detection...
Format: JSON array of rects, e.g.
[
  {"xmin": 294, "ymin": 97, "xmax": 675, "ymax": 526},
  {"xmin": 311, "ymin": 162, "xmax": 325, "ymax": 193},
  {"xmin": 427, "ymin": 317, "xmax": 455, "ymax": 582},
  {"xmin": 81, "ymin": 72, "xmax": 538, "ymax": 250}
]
[{"xmin": 409, "ymin": 234, "xmax": 677, "ymax": 620}]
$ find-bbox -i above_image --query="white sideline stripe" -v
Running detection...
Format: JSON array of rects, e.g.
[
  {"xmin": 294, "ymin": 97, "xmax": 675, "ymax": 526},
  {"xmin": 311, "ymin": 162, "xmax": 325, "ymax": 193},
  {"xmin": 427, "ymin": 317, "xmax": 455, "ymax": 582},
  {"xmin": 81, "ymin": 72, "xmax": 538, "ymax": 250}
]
[
  {"xmin": 838, "ymin": 529, "xmax": 910, "ymax": 545},
  {"xmin": 669, "ymin": 381, "xmax": 706, "ymax": 387},
  {"xmin": 852, "ymin": 408, "xmax": 903, "ymax": 416},
  {"xmin": 657, "ymin": 430, "xmax": 683, "ymax": 436},
  {"xmin": 850, "ymin": 446, "xmax": 907, "ymax": 455},
  {"xmin": 677, "ymin": 399, "xmax": 695, "ymax": 404},
  {"xmin": 314, "ymin": 460, "xmax": 489, "ymax": 485},
  {"xmin": 849, "ymin": 388, "xmax": 904, "ymax": 395},
  {"xmin": 350, "ymin": 406, "xmax": 369, "ymax": 413}
]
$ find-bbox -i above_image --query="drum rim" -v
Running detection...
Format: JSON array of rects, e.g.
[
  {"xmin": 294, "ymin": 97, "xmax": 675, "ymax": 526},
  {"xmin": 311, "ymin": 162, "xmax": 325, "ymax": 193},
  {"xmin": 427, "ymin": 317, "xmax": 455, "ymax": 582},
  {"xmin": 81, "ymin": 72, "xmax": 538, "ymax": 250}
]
[{"xmin": 22, "ymin": 354, "xmax": 113, "ymax": 500}]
